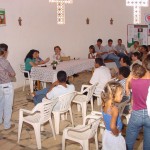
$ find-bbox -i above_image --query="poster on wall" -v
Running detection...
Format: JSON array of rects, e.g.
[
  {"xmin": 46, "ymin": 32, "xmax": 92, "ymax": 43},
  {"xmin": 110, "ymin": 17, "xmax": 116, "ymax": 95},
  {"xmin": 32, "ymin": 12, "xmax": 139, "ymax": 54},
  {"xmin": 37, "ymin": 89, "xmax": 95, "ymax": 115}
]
[
  {"xmin": 127, "ymin": 24, "xmax": 148, "ymax": 48},
  {"xmin": 145, "ymin": 14, "xmax": 150, "ymax": 36},
  {"xmin": 0, "ymin": 9, "xmax": 6, "ymax": 26}
]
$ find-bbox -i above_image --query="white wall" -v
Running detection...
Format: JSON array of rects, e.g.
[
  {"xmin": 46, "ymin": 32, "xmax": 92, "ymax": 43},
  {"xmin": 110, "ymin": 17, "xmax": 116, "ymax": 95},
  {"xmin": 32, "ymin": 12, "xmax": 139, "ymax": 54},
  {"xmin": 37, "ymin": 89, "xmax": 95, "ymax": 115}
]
[{"xmin": 0, "ymin": 0, "xmax": 150, "ymax": 88}]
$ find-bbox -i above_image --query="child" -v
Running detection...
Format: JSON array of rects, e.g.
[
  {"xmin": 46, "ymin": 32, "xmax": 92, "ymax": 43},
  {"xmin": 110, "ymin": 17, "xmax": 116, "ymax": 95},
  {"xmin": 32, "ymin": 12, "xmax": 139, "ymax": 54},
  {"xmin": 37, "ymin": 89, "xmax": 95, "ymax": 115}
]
[
  {"xmin": 88, "ymin": 45, "xmax": 97, "ymax": 59},
  {"xmin": 101, "ymin": 81, "xmax": 126, "ymax": 150}
]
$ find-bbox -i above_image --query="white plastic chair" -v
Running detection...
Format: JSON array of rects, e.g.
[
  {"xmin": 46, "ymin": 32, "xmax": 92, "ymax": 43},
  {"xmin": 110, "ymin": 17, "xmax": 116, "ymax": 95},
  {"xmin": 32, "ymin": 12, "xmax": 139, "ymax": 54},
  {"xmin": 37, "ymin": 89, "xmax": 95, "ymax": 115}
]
[
  {"xmin": 72, "ymin": 83, "xmax": 98, "ymax": 121},
  {"xmin": 52, "ymin": 91, "xmax": 77, "ymax": 135},
  {"xmin": 62, "ymin": 113, "xmax": 102, "ymax": 150},
  {"xmin": 118, "ymin": 99, "xmax": 131, "ymax": 124},
  {"xmin": 19, "ymin": 64, "xmax": 32, "ymax": 92},
  {"xmin": 18, "ymin": 98, "xmax": 58, "ymax": 149}
]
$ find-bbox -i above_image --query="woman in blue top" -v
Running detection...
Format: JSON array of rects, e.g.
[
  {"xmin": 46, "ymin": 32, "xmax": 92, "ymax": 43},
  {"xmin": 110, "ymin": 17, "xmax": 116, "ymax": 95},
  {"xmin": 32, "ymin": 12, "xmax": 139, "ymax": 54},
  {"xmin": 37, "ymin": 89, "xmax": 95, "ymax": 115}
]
[{"xmin": 101, "ymin": 81, "xmax": 126, "ymax": 150}]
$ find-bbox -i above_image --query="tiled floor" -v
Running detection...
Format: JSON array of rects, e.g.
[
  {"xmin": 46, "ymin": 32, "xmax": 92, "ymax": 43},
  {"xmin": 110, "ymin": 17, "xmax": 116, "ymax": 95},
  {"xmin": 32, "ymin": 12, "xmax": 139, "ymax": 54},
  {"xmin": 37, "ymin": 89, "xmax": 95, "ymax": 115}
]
[{"xmin": 0, "ymin": 72, "xmax": 143, "ymax": 150}]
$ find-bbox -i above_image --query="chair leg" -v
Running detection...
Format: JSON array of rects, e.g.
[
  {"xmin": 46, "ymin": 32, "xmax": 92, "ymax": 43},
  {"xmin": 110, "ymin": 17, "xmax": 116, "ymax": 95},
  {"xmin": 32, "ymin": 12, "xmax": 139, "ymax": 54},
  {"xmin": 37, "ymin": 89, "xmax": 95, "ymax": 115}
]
[
  {"xmin": 90, "ymin": 97, "xmax": 94, "ymax": 111},
  {"xmin": 17, "ymin": 118, "xmax": 23, "ymax": 143},
  {"xmin": 53, "ymin": 112, "xmax": 60, "ymax": 135},
  {"xmin": 23, "ymin": 79, "xmax": 26, "ymax": 91},
  {"xmin": 33, "ymin": 124, "xmax": 41, "ymax": 149},
  {"xmin": 62, "ymin": 134, "xmax": 66, "ymax": 150},
  {"xmin": 69, "ymin": 108, "xmax": 74, "ymax": 127},
  {"xmin": 49, "ymin": 117, "xmax": 56, "ymax": 140},
  {"xmin": 77, "ymin": 103, "xmax": 81, "ymax": 112},
  {"xmin": 81, "ymin": 102, "xmax": 87, "ymax": 122},
  {"xmin": 97, "ymin": 97, "xmax": 101, "ymax": 106},
  {"xmin": 95, "ymin": 132, "xmax": 98, "ymax": 150},
  {"xmin": 82, "ymin": 140, "xmax": 89, "ymax": 150}
]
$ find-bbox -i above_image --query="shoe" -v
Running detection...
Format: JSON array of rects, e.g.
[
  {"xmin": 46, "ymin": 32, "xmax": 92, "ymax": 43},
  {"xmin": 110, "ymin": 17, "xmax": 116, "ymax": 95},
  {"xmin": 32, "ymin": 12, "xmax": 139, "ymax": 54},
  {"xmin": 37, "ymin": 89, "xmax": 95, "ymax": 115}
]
[{"xmin": 4, "ymin": 124, "xmax": 15, "ymax": 130}]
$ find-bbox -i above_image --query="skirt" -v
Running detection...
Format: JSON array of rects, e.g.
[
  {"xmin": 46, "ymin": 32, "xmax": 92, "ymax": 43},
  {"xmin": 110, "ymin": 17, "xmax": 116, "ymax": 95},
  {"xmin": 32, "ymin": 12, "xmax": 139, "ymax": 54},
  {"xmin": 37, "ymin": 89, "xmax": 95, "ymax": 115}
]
[{"xmin": 102, "ymin": 129, "xmax": 126, "ymax": 150}]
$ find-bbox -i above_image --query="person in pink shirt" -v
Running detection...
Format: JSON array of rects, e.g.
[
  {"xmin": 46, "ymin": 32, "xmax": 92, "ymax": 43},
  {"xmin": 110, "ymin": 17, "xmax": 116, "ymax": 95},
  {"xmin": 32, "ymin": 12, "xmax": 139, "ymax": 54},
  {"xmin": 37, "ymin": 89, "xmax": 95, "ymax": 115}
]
[{"xmin": 126, "ymin": 60, "xmax": 150, "ymax": 150}]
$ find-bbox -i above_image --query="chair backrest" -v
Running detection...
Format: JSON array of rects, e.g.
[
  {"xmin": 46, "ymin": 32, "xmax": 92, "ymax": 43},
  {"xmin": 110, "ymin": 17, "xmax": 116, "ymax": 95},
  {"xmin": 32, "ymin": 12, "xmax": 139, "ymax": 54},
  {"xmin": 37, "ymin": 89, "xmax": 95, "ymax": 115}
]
[
  {"xmin": 118, "ymin": 99, "xmax": 130, "ymax": 116},
  {"xmin": 33, "ymin": 99, "xmax": 58, "ymax": 124},
  {"xmin": 86, "ymin": 83, "xmax": 98, "ymax": 102},
  {"xmin": 86, "ymin": 118, "xmax": 101, "ymax": 139},
  {"xmin": 20, "ymin": 64, "xmax": 25, "ymax": 73},
  {"xmin": 58, "ymin": 91, "xmax": 76, "ymax": 112}
]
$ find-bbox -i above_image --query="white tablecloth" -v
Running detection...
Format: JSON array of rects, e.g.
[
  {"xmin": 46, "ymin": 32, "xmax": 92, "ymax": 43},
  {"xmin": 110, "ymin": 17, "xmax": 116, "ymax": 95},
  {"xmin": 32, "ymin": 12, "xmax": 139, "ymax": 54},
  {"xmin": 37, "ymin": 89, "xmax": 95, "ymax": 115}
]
[{"xmin": 30, "ymin": 59, "xmax": 95, "ymax": 83}]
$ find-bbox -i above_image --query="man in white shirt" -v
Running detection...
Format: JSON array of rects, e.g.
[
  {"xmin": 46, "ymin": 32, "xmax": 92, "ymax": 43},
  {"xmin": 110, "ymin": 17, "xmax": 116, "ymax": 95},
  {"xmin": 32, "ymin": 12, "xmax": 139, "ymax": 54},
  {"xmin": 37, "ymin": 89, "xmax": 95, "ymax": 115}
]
[
  {"xmin": 104, "ymin": 39, "xmax": 121, "ymax": 68},
  {"xmin": 129, "ymin": 41, "xmax": 140, "ymax": 53},
  {"xmin": 90, "ymin": 58, "xmax": 111, "ymax": 95},
  {"xmin": 33, "ymin": 71, "xmax": 75, "ymax": 110}
]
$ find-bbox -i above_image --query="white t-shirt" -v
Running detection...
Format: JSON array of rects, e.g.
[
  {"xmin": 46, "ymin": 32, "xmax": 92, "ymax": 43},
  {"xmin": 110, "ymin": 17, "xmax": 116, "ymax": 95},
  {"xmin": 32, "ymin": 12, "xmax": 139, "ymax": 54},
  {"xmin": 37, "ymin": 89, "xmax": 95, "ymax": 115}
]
[
  {"xmin": 53, "ymin": 52, "xmax": 65, "ymax": 61},
  {"xmin": 90, "ymin": 66, "xmax": 111, "ymax": 95},
  {"xmin": 104, "ymin": 45, "xmax": 117, "ymax": 53},
  {"xmin": 46, "ymin": 84, "xmax": 75, "ymax": 110}
]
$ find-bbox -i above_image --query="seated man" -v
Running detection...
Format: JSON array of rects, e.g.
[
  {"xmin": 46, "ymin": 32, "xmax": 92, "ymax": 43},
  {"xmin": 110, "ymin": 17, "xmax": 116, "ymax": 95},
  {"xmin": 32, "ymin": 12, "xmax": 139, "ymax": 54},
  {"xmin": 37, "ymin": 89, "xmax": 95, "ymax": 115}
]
[
  {"xmin": 129, "ymin": 41, "xmax": 140, "ymax": 54},
  {"xmin": 94, "ymin": 39, "xmax": 106, "ymax": 58},
  {"xmin": 119, "ymin": 55, "xmax": 131, "ymax": 68},
  {"xmin": 33, "ymin": 71, "xmax": 75, "ymax": 110},
  {"xmin": 115, "ymin": 39, "xmax": 128, "ymax": 57},
  {"xmin": 90, "ymin": 58, "xmax": 111, "ymax": 95},
  {"xmin": 117, "ymin": 66, "xmax": 131, "ymax": 113},
  {"xmin": 104, "ymin": 39, "xmax": 121, "ymax": 68}
]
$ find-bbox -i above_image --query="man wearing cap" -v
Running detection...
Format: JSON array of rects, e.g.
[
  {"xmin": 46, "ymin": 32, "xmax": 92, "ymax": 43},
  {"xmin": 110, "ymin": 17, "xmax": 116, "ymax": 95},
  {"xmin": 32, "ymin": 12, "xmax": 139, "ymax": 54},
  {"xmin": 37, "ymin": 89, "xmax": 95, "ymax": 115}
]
[
  {"xmin": 0, "ymin": 43, "xmax": 16, "ymax": 130},
  {"xmin": 90, "ymin": 57, "xmax": 111, "ymax": 95}
]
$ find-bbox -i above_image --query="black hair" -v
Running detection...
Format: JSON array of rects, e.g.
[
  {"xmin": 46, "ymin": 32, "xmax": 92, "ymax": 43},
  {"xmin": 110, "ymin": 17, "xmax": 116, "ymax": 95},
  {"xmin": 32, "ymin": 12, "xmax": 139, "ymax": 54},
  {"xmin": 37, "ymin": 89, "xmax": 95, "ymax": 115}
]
[
  {"xmin": 89, "ymin": 45, "xmax": 95, "ymax": 53},
  {"xmin": 95, "ymin": 57, "xmax": 105, "ymax": 66},
  {"xmin": 141, "ymin": 45, "xmax": 148, "ymax": 52},
  {"xmin": 132, "ymin": 52, "xmax": 141, "ymax": 60},
  {"xmin": 97, "ymin": 39, "xmax": 103, "ymax": 43},
  {"xmin": 57, "ymin": 70, "xmax": 67, "ymax": 82},
  {"xmin": 24, "ymin": 49, "xmax": 37, "ymax": 62},
  {"xmin": 118, "ymin": 39, "xmax": 122, "ymax": 41},
  {"xmin": 108, "ymin": 39, "xmax": 113, "ymax": 43},
  {"xmin": 119, "ymin": 67, "xmax": 130, "ymax": 78},
  {"xmin": 119, "ymin": 56, "xmax": 131, "ymax": 66},
  {"xmin": 35, "ymin": 50, "xmax": 39, "ymax": 53},
  {"xmin": 0, "ymin": 43, "xmax": 8, "ymax": 52}
]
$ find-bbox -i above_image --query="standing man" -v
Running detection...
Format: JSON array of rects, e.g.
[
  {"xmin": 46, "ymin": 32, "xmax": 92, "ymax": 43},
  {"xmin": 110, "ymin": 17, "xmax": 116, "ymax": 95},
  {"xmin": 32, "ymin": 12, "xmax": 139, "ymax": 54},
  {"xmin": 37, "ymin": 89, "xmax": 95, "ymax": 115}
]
[
  {"xmin": 0, "ymin": 43, "xmax": 16, "ymax": 130},
  {"xmin": 115, "ymin": 39, "xmax": 128, "ymax": 57}
]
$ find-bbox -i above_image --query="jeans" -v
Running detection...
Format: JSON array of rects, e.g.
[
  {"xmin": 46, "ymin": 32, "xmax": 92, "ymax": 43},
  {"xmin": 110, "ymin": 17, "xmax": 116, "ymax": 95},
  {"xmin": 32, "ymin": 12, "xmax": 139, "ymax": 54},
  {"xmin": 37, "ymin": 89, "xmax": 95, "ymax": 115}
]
[
  {"xmin": 0, "ymin": 82, "xmax": 14, "ymax": 129},
  {"xmin": 105, "ymin": 53, "xmax": 121, "ymax": 68},
  {"xmin": 126, "ymin": 109, "xmax": 150, "ymax": 150},
  {"xmin": 33, "ymin": 87, "xmax": 49, "ymax": 105}
]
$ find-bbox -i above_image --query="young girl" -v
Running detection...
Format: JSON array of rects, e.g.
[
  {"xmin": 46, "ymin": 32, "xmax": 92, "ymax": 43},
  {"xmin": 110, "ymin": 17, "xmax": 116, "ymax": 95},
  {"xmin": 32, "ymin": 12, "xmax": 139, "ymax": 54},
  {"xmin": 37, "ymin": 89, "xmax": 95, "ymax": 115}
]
[
  {"xmin": 88, "ymin": 45, "xmax": 97, "ymax": 59},
  {"xmin": 101, "ymin": 81, "xmax": 126, "ymax": 150}
]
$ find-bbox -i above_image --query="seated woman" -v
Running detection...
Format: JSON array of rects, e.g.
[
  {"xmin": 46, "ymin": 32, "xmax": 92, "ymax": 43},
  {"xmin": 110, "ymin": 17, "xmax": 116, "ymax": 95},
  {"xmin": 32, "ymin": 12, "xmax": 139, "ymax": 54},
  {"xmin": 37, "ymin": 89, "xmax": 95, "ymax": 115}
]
[
  {"xmin": 88, "ymin": 45, "xmax": 97, "ymax": 59},
  {"xmin": 53, "ymin": 46, "xmax": 65, "ymax": 61},
  {"xmin": 35, "ymin": 50, "xmax": 50, "ymax": 64},
  {"xmin": 24, "ymin": 49, "xmax": 37, "ymax": 77}
]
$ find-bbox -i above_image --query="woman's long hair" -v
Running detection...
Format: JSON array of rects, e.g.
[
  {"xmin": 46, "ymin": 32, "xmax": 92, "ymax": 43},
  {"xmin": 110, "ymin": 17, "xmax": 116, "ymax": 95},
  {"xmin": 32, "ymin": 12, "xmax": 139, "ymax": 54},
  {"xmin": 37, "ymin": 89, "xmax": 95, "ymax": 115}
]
[{"xmin": 24, "ymin": 49, "xmax": 36, "ymax": 62}]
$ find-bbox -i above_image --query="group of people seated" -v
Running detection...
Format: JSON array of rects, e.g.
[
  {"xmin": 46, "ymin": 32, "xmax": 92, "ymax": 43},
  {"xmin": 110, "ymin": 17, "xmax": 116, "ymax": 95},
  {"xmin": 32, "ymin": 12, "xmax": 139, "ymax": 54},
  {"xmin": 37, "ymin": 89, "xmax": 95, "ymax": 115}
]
[
  {"xmin": 30, "ymin": 53, "xmax": 150, "ymax": 149},
  {"xmin": 24, "ymin": 46, "xmax": 65, "ymax": 76},
  {"xmin": 0, "ymin": 40, "xmax": 150, "ymax": 149},
  {"xmin": 88, "ymin": 38, "xmax": 150, "ymax": 69}
]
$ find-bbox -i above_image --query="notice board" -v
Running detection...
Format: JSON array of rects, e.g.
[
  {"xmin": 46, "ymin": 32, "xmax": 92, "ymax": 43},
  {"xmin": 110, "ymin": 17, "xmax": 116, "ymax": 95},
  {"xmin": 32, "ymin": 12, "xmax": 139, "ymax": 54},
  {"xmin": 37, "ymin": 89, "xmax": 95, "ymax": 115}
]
[{"xmin": 127, "ymin": 24, "xmax": 148, "ymax": 48}]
